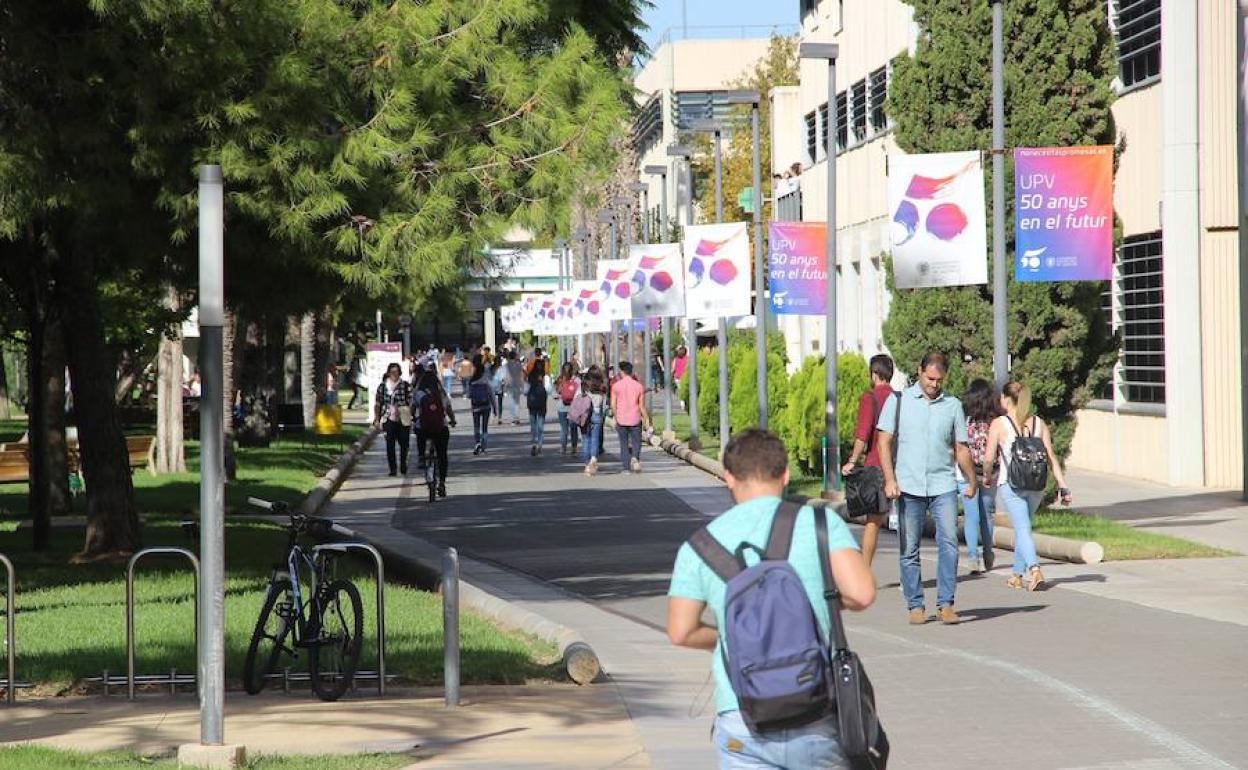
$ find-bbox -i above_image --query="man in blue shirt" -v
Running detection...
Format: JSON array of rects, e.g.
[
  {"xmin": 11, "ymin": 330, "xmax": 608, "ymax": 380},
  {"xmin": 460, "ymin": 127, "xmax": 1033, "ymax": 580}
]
[
  {"xmin": 667, "ymin": 429, "xmax": 876, "ymax": 768},
  {"xmin": 877, "ymin": 350, "xmax": 977, "ymax": 626}
]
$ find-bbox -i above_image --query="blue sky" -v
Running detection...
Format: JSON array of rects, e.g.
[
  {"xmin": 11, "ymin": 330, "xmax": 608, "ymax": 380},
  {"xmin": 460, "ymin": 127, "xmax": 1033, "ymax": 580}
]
[{"xmin": 640, "ymin": 0, "xmax": 799, "ymax": 52}]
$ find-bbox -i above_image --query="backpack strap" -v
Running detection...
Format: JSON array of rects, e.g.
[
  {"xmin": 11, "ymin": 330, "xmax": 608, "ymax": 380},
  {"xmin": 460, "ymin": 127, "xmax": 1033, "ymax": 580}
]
[
  {"xmin": 689, "ymin": 527, "xmax": 745, "ymax": 583},
  {"xmin": 763, "ymin": 499, "xmax": 803, "ymax": 560},
  {"xmin": 813, "ymin": 504, "xmax": 852, "ymax": 653}
]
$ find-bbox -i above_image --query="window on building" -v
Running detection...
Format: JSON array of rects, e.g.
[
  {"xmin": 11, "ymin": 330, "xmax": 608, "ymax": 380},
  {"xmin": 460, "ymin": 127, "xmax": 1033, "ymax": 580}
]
[
  {"xmin": 835, "ymin": 92, "xmax": 848, "ymax": 152},
  {"xmin": 1111, "ymin": 0, "xmax": 1161, "ymax": 89},
  {"xmin": 1119, "ymin": 232, "xmax": 1165, "ymax": 404},
  {"xmin": 804, "ymin": 110, "xmax": 818, "ymax": 165},
  {"xmin": 818, "ymin": 102, "xmax": 829, "ymax": 160},
  {"xmin": 850, "ymin": 80, "xmax": 868, "ymax": 143},
  {"xmin": 868, "ymin": 67, "xmax": 888, "ymax": 134},
  {"xmin": 799, "ymin": 0, "xmax": 819, "ymax": 20}
]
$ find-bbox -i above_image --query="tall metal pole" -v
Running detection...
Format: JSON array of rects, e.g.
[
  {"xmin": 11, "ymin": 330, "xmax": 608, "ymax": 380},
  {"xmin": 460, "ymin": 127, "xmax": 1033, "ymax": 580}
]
[
  {"xmin": 656, "ymin": 170, "xmax": 675, "ymax": 439},
  {"xmin": 714, "ymin": 129, "xmax": 731, "ymax": 455},
  {"xmin": 991, "ymin": 0, "xmax": 1008, "ymax": 387},
  {"xmin": 640, "ymin": 187, "xmax": 653, "ymax": 411},
  {"xmin": 751, "ymin": 102, "xmax": 767, "ymax": 428},
  {"xmin": 197, "ymin": 165, "xmax": 225, "ymax": 746},
  {"xmin": 1238, "ymin": 0, "xmax": 1248, "ymax": 500},
  {"xmin": 685, "ymin": 156, "xmax": 701, "ymax": 450},
  {"xmin": 609, "ymin": 219, "xmax": 619, "ymax": 369},
  {"xmin": 825, "ymin": 57, "xmax": 841, "ymax": 494},
  {"xmin": 623, "ymin": 205, "xmax": 635, "ymax": 366}
]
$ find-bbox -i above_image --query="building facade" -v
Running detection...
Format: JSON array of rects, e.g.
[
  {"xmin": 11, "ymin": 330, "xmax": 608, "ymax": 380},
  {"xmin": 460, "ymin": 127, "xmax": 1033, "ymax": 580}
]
[{"xmin": 775, "ymin": 0, "xmax": 1241, "ymax": 488}]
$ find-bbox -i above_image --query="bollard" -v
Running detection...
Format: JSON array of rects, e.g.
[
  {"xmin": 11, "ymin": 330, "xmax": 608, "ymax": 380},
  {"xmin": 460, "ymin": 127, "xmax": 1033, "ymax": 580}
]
[
  {"xmin": 442, "ymin": 547, "xmax": 460, "ymax": 708},
  {"xmin": 1, "ymin": 554, "xmax": 13, "ymax": 705},
  {"xmin": 127, "ymin": 547, "xmax": 200, "ymax": 700}
]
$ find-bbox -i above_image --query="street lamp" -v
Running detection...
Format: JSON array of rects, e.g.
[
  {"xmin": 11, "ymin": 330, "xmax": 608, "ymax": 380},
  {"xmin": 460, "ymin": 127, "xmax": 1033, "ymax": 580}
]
[
  {"xmin": 554, "ymin": 237, "xmax": 568, "ymax": 365},
  {"xmin": 613, "ymin": 194, "xmax": 638, "ymax": 367},
  {"xmin": 667, "ymin": 143, "xmax": 700, "ymax": 450},
  {"xmin": 628, "ymin": 181, "xmax": 654, "ymax": 407},
  {"xmin": 800, "ymin": 42, "xmax": 841, "ymax": 495},
  {"xmin": 594, "ymin": 209, "xmax": 619, "ymax": 367},
  {"xmin": 688, "ymin": 118, "xmax": 731, "ymax": 457},
  {"xmin": 991, "ymin": 0, "xmax": 1008, "ymax": 388},
  {"xmin": 572, "ymin": 228, "xmax": 590, "ymax": 365},
  {"xmin": 643, "ymin": 164, "xmax": 675, "ymax": 439}
]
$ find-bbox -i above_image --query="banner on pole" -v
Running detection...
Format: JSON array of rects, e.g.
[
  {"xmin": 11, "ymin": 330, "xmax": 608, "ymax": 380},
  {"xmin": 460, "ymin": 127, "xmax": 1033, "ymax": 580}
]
[
  {"xmin": 596, "ymin": 259, "xmax": 634, "ymax": 321},
  {"xmin": 1013, "ymin": 146, "xmax": 1113, "ymax": 282},
  {"xmin": 573, "ymin": 280, "xmax": 611, "ymax": 333},
  {"xmin": 887, "ymin": 150, "xmax": 988, "ymax": 289},
  {"xmin": 628, "ymin": 243, "xmax": 686, "ymax": 319},
  {"xmin": 682, "ymin": 222, "xmax": 752, "ymax": 319},
  {"xmin": 768, "ymin": 221, "xmax": 827, "ymax": 315}
]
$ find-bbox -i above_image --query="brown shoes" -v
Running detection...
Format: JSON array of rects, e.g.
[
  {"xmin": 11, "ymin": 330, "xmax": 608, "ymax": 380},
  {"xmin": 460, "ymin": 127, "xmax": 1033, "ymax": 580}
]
[
  {"xmin": 908, "ymin": 609, "xmax": 926, "ymax": 625},
  {"xmin": 936, "ymin": 606, "xmax": 961, "ymax": 625},
  {"xmin": 1006, "ymin": 574, "xmax": 1024, "ymax": 589},
  {"xmin": 1027, "ymin": 566, "xmax": 1045, "ymax": 592}
]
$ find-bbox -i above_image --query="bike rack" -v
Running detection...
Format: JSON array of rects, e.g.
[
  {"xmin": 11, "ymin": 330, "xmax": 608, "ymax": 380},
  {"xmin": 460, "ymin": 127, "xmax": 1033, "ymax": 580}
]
[
  {"xmin": 1, "ymin": 554, "xmax": 14, "ymax": 704},
  {"xmin": 126, "ymin": 547, "xmax": 200, "ymax": 700},
  {"xmin": 312, "ymin": 541, "xmax": 388, "ymax": 696}
]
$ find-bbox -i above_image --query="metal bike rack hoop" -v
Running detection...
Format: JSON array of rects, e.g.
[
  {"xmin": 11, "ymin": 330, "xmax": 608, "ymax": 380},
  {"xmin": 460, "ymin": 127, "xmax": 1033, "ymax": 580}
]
[
  {"xmin": 1, "ymin": 553, "xmax": 14, "ymax": 705},
  {"xmin": 127, "ymin": 547, "xmax": 200, "ymax": 701},
  {"xmin": 313, "ymin": 541, "xmax": 387, "ymax": 696}
]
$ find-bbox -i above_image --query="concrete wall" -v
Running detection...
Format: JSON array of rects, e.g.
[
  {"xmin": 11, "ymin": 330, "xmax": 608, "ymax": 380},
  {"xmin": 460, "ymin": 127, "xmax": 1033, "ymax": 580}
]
[{"xmin": 1067, "ymin": 408, "xmax": 1168, "ymax": 480}]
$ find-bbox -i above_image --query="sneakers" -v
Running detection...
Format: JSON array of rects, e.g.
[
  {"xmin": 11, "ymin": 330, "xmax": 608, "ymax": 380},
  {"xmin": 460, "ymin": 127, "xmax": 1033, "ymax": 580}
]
[
  {"xmin": 437, "ymin": 483, "xmax": 447, "ymax": 498},
  {"xmin": 1026, "ymin": 566, "xmax": 1045, "ymax": 592},
  {"xmin": 530, "ymin": 445, "xmax": 537, "ymax": 456},
  {"xmin": 967, "ymin": 557, "xmax": 983, "ymax": 575},
  {"xmin": 983, "ymin": 548, "xmax": 995, "ymax": 571},
  {"xmin": 908, "ymin": 609, "xmax": 926, "ymax": 625},
  {"xmin": 387, "ymin": 469, "xmax": 397, "ymax": 477},
  {"xmin": 473, "ymin": 443, "xmax": 482, "ymax": 456},
  {"xmin": 936, "ymin": 606, "xmax": 960, "ymax": 625},
  {"xmin": 630, "ymin": 457, "xmax": 642, "ymax": 473},
  {"xmin": 584, "ymin": 458, "xmax": 598, "ymax": 476}
]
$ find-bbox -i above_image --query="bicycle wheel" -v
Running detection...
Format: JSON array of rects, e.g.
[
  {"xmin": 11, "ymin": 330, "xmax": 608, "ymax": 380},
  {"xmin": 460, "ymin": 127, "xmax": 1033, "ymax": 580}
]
[
  {"xmin": 242, "ymin": 579, "xmax": 295, "ymax": 695},
  {"xmin": 308, "ymin": 579, "xmax": 364, "ymax": 702},
  {"xmin": 425, "ymin": 453, "xmax": 438, "ymax": 502}
]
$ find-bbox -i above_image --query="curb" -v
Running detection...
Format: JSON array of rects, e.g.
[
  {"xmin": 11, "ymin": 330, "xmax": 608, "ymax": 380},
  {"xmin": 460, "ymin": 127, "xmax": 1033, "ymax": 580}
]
[
  {"xmin": 645, "ymin": 433, "xmax": 1105, "ymax": 565},
  {"xmin": 300, "ymin": 428, "xmax": 380, "ymax": 515}
]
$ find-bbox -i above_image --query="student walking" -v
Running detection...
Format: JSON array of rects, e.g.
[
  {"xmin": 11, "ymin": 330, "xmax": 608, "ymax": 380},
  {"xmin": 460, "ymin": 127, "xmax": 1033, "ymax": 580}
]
[
  {"xmin": 457, "ymin": 355, "xmax": 474, "ymax": 399},
  {"xmin": 554, "ymin": 361, "xmax": 581, "ymax": 454},
  {"xmin": 610, "ymin": 361, "xmax": 648, "ymax": 473},
  {"xmin": 489, "ymin": 355, "xmax": 506, "ymax": 423},
  {"xmin": 579, "ymin": 365, "xmax": 608, "ymax": 475},
  {"xmin": 877, "ymin": 350, "xmax": 979, "ymax": 625},
  {"xmin": 666, "ymin": 429, "xmax": 876, "ymax": 768},
  {"xmin": 840, "ymin": 353, "xmax": 896, "ymax": 566},
  {"xmin": 961, "ymin": 379, "xmax": 1002, "ymax": 574},
  {"xmin": 526, "ymin": 361, "xmax": 548, "ymax": 455},
  {"xmin": 985, "ymin": 381, "xmax": 1073, "ymax": 592},
  {"xmin": 412, "ymin": 370, "xmax": 456, "ymax": 497},
  {"xmin": 467, "ymin": 355, "xmax": 494, "ymax": 455},
  {"xmin": 503, "ymin": 350, "xmax": 524, "ymax": 424},
  {"xmin": 372, "ymin": 362, "xmax": 412, "ymax": 477}
]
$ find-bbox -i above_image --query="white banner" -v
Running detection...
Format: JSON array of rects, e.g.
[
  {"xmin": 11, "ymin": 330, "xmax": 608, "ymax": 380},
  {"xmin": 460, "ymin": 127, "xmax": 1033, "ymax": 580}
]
[
  {"xmin": 595, "ymin": 259, "xmax": 634, "ymax": 321},
  {"xmin": 573, "ymin": 280, "xmax": 611, "ymax": 333},
  {"xmin": 628, "ymin": 243, "xmax": 686, "ymax": 319},
  {"xmin": 682, "ymin": 222, "xmax": 752, "ymax": 319},
  {"xmin": 887, "ymin": 150, "xmax": 988, "ymax": 289}
]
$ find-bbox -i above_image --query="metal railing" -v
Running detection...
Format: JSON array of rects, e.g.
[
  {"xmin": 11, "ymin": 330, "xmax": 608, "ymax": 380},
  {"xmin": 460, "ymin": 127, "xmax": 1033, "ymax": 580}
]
[
  {"xmin": 311, "ymin": 542, "xmax": 388, "ymax": 696},
  {"xmin": 127, "ymin": 547, "xmax": 200, "ymax": 700}
]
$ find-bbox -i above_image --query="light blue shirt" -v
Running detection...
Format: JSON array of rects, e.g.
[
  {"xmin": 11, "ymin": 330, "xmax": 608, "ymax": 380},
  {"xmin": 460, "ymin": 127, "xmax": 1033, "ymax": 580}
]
[
  {"xmin": 876, "ymin": 384, "xmax": 968, "ymax": 497},
  {"xmin": 667, "ymin": 496, "xmax": 859, "ymax": 715}
]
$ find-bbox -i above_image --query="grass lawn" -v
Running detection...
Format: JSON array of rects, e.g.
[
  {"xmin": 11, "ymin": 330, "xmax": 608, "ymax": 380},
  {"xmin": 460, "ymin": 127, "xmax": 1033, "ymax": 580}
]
[
  {"xmin": 0, "ymin": 746, "xmax": 408, "ymax": 770},
  {"xmin": 1032, "ymin": 509, "xmax": 1234, "ymax": 560},
  {"xmin": 662, "ymin": 412, "xmax": 722, "ymax": 458}
]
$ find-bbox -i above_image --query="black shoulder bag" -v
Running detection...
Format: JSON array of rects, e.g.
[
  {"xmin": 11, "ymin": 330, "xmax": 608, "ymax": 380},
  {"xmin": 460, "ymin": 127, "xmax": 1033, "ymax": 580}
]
[
  {"xmin": 814, "ymin": 504, "xmax": 889, "ymax": 769},
  {"xmin": 844, "ymin": 391, "xmax": 899, "ymax": 518}
]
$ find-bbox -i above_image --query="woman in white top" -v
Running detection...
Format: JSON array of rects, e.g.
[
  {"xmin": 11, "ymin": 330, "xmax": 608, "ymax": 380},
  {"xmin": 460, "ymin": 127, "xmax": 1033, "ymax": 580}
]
[{"xmin": 984, "ymin": 381, "xmax": 1073, "ymax": 591}]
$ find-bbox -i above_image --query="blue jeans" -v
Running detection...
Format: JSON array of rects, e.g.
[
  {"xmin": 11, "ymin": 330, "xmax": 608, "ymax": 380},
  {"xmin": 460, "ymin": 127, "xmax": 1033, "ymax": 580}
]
[
  {"xmin": 472, "ymin": 407, "xmax": 490, "ymax": 449},
  {"xmin": 582, "ymin": 415, "xmax": 603, "ymax": 463},
  {"xmin": 442, "ymin": 373, "xmax": 454, "ymax": 395},
  {"xmin": 557, "ymin": 411, "xmax": 579, "ymax": 450},
  {"xmin": 959, "ymin": 479, "xmax": 996, "ymax": 561},
  {"xmin": 714, "ymin": 710, "xmax": 848, "ymax": 769},
  {"xmin": 529, "ymin": 412, "xmax": 546, "ymax": 445},
  {"xmin": 898, "ymin": 491, "xmax": 959, "ymax": 610},
  {"xmin": 616, "ymin": 423, "xmax": 642, "ymax": 468},
  {"xmin": 999, "ymin": 482, "xmax": 1042, "ymax": 575}
]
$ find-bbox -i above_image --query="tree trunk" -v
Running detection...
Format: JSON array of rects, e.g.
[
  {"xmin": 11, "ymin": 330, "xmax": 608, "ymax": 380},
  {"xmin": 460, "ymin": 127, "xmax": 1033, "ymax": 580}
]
[
  {"xmin": 314, "ymin": 306, "xmax": 333, "ymax": 404},
  {"xmin": 41, "ymin": 312, "xmax": 72, "ymax": 521},
  {"xmin": 24, "ymin": 300, "xmax": 71, "ymax": 550},
  {"xmin": 113, "ymin": 348, "xmax": 142, "ymax": 404},
  {"xmin": 153, "ymin": 288, "xmax": 185, "ymax": 474},
  {"xmin": 223, "ymin": 307, "xmax": 237, "ymax": 480},
  {"xmin": 300, "ymin": 311, "xmax": 316, "ymax": 428},
  {"xmin": 284, "ymin": 314, "xmax": 300, "ymax": 406},
  {"xmin": 54, "ymin": 249, "xmax": 140, "ymax": 558},
  {"xmin": 0, "ymin": 346, "xmax": 11, "ymax": 421}
]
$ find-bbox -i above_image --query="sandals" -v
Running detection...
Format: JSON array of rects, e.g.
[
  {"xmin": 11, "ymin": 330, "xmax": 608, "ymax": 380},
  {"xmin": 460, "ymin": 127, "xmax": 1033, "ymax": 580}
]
[{"xmin": 1006, "ymin": 567, "xmax": 1045, "ymax": 592}]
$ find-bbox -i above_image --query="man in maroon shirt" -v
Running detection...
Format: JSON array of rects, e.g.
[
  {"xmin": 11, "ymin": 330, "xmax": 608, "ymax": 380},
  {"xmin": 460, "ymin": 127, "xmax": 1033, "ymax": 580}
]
[{"xmin": 840, "ymin": 354, "xmax": 897, "ymax": 566}]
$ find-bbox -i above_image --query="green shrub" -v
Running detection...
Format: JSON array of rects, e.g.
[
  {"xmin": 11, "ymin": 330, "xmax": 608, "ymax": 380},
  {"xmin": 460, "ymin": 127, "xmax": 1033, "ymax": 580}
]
[
  {"xmin": 727, "ymin": 331, "xmax": 788, "ymax": 434},
  {"xmin": 775, "ymin": 351, "xmax": 870, "ymax": 476}
]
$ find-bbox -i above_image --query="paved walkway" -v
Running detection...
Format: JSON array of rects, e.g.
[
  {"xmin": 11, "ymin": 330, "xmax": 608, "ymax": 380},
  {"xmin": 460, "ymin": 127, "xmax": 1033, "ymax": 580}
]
[{"xmin": 329, "ymin": 404, "xmax": 1248, "ymax": 768}]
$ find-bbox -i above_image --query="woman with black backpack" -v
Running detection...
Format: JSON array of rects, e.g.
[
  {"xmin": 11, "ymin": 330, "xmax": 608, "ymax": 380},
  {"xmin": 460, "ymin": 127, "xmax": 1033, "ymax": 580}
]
[
  {"xmin": 525, "ymin": 360, "xmax": 549, "ymax": 456},
  {"xmin": 985, "ymin": 381, "xmax": 1073, "ymax": 591}
]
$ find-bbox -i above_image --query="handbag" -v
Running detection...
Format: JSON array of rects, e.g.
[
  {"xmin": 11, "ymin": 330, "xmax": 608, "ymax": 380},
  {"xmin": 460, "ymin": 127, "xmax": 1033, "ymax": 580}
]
[
  {"xmin": 843, "ymin": 390, "xmax": 896, "ymax": 518},
  {"xmin": 814, "ymin": 504, "xmax": 889, "ymax": 770}
]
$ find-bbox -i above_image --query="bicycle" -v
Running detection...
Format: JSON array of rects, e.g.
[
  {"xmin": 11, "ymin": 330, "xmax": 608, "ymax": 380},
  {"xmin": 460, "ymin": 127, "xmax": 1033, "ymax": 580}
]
[
  {"xmin": 423, "ymin": 442, "xmax": 441, "ymax": 503},
  {"xmin": 242, "ymin": 497, "xmax": 364, "ymax": 701}
]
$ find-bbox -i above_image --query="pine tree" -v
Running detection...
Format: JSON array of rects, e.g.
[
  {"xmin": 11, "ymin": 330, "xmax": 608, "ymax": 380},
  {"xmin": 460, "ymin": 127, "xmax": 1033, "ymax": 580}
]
[{"xmin": 884, "ymin": 0, "xmax": 1118, "ymax": 455}]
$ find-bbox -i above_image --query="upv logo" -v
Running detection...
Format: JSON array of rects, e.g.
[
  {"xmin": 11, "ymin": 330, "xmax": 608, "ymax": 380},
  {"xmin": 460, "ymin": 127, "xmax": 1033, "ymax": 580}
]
[
  {"xmin": 890, "ymin": 159, "xmax": 976, "ymax": 248},
  {"xmin": 687, "ymin": 232, "xmax": 742, "ymax": 288}
]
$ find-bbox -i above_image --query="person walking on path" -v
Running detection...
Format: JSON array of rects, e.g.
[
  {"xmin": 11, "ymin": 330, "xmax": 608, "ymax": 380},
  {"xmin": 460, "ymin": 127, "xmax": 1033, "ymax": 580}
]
[
  {"xmin": 666, "ymin": 429, "xmax": 876, "ymax": 769},
  {"xmin": 525, "ymin": 360, "xmax": 549, "ymax": 456},
  {"xmin": 467, "ymin": 355, "xmax": 494, "ymax": 455},
  {"xmin": 877, "ymin": 350, "xmax": 978, "ymax": 625},
  {"xmin": 580, "ymin": 365, "xmax": 608, "ymax": 475},
  {"xmin": 611, "ymin": 361, "xmax": 649, "ymax": 473},
  {"xmin": 489, "ymin": 354, "xmax": 505, "ymax": 423},
  {"xmin": 840, "ymin": 353, "xmax": 896, "ymax": 566},
  {"xmin": 503, "ymin": 350, "xmax": 524, "ymax": 425},
  {"xmin": 961, "ymin": 378, "xmax": 1002, "ymax": 574},
  {"xmin": 985, "ymin": 381, "xmax": 1073, "ymax": 592},
  {"xmin": 554, "ymin": 361, "xmax": 581, "ymax": 455},
  {"xmin": 412, "ymin": 369, "xmax": 456, "ymax": 497},
  {"xmin": 346, "ymin": 352, "xmax": 365, "ymax": 410},
  {"xmin": 457, "ymin": 355, "xmax": 474, "ymax": 399},
  {"xmin": 671, "ymin": 345, "xmax": 688, "ymax": 402},
  {"xmin": 439, "ymin": 350, "xmax": 455, "ymax": 396},
  {"xmin": 372, "ymin": 362, "xmax": 413, "ymax": 477}
]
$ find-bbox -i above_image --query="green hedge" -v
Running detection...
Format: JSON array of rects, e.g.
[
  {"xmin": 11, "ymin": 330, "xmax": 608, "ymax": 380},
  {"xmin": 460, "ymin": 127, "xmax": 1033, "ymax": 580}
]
[{"xmin": 774, "ymin": 352, "xmax": 869, "ymax": 476}]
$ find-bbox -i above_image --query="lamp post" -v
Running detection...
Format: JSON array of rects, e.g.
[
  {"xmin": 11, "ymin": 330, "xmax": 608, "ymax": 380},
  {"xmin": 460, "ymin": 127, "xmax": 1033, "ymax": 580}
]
[
  {"xmin": 554, "ymin": 237, "xmax": 568, "ymax": 365},
  {"xmin": 799, "ymin": 43, "xmax": 841, "ymax": 495},
  {"xmin": 991, "ymin": 0, "xmax": 1007, "ymax": 388},
  {"xmin": 690, "ymin": 118, "xmax": 732, "ymax": 456},
  {"xmin": 614, "ymin": 194, "xmax": 637, "ymax": 368},
  {"xmin": 629, "ymin": 181, "xmax": 653, "ymax": 408},
  {"xmin": 668, "ymin": 143, "xmax": 700, "ymax": 450},
  {"xmin": 644, "ymin": 164, "xmax": 675, "ymax": 439},
  {"xmin": 594, "ymin": 209, "xmax": 618, "ymax": 368},
  {"xmin": 573, "ymin": 227, "xmax": 590, "ymax": 365}
]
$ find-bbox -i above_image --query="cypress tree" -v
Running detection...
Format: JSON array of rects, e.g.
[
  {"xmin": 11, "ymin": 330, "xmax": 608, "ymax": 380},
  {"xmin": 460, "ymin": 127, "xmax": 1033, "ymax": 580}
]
[{"xmin": 885, "ymin": 0, "xmax": 1118, "ymax": 455}]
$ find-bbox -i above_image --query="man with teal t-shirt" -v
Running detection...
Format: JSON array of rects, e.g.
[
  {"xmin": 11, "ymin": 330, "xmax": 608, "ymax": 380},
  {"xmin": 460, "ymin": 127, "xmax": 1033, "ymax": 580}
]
[{"xmin": 667, "ymin": 429, "xmax": 877, "ymax": 769}]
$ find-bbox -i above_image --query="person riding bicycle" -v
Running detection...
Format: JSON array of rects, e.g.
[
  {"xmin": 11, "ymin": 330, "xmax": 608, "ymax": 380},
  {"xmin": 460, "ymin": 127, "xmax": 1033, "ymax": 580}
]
[{"xmin": 413, "ymin": 369, "xmax": 456, "ymax": 497}]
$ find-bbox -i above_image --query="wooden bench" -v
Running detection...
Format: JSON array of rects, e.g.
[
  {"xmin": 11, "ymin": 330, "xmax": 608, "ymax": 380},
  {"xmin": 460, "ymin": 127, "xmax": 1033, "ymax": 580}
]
[
  {"xmin": 0, "ymin": 447, "xmax": 29, "ymax": 485},
  {"xmin": 126, "ymin": 435, "xmax": 155, "ymax": 471},
  {"xmin": 0, "ymin": 436, "xmax": 154, "ymax": 484}
]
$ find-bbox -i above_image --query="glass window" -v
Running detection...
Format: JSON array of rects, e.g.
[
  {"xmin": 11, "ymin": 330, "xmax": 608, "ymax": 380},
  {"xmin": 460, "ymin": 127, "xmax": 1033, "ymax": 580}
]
[
  {"xmin": 868, "ymin": 67, "xmax": 888, "ymax": 133},
  {"xmin": 804, "ymin": 110, "xmax": 818, "ymax": 165},
  {"xmin": 1111, "ymin": 0, "xmax": 1160, "ymax": 89},
  {"xmin": 1119, "ymin": 232, "xmax": 1164, "ymax": 404},
  {"xmin": 850, "ymin": 80, "xmax": 867, "ymax": 143},
  {"xmin": 835, "ymin": 92, "xmax": 848, "ymax": 153},
  {"xmin": 818, "ymin": 102, "xmax": 829, "ymax": 160}
]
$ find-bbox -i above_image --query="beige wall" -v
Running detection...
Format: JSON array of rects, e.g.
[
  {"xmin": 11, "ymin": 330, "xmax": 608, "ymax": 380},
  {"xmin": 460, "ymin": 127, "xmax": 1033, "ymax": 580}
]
[
  {"xmin": 1112, "ymin": 87, "xmax": 1162, "ymax": 236},
  {"xmin": 1068, "ymin": 408, "xmax": 1169, "ymax": 480},
  {"xmin": 634, "ymin": 39, "xmax": 773, "ymax": 100}
]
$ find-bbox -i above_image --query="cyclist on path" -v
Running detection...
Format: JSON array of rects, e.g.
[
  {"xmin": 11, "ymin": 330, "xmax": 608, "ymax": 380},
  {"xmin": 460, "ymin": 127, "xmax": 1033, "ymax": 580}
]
[{"xmin": 413, "ymin": 369, "xmax": 456, "ymax": 498}]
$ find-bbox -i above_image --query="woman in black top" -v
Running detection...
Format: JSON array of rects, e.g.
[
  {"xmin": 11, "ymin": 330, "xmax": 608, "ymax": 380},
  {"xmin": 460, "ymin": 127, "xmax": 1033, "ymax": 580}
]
[{"xmin": 373, "ymin": 362, "xmax": 413, "ymax": 476}]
